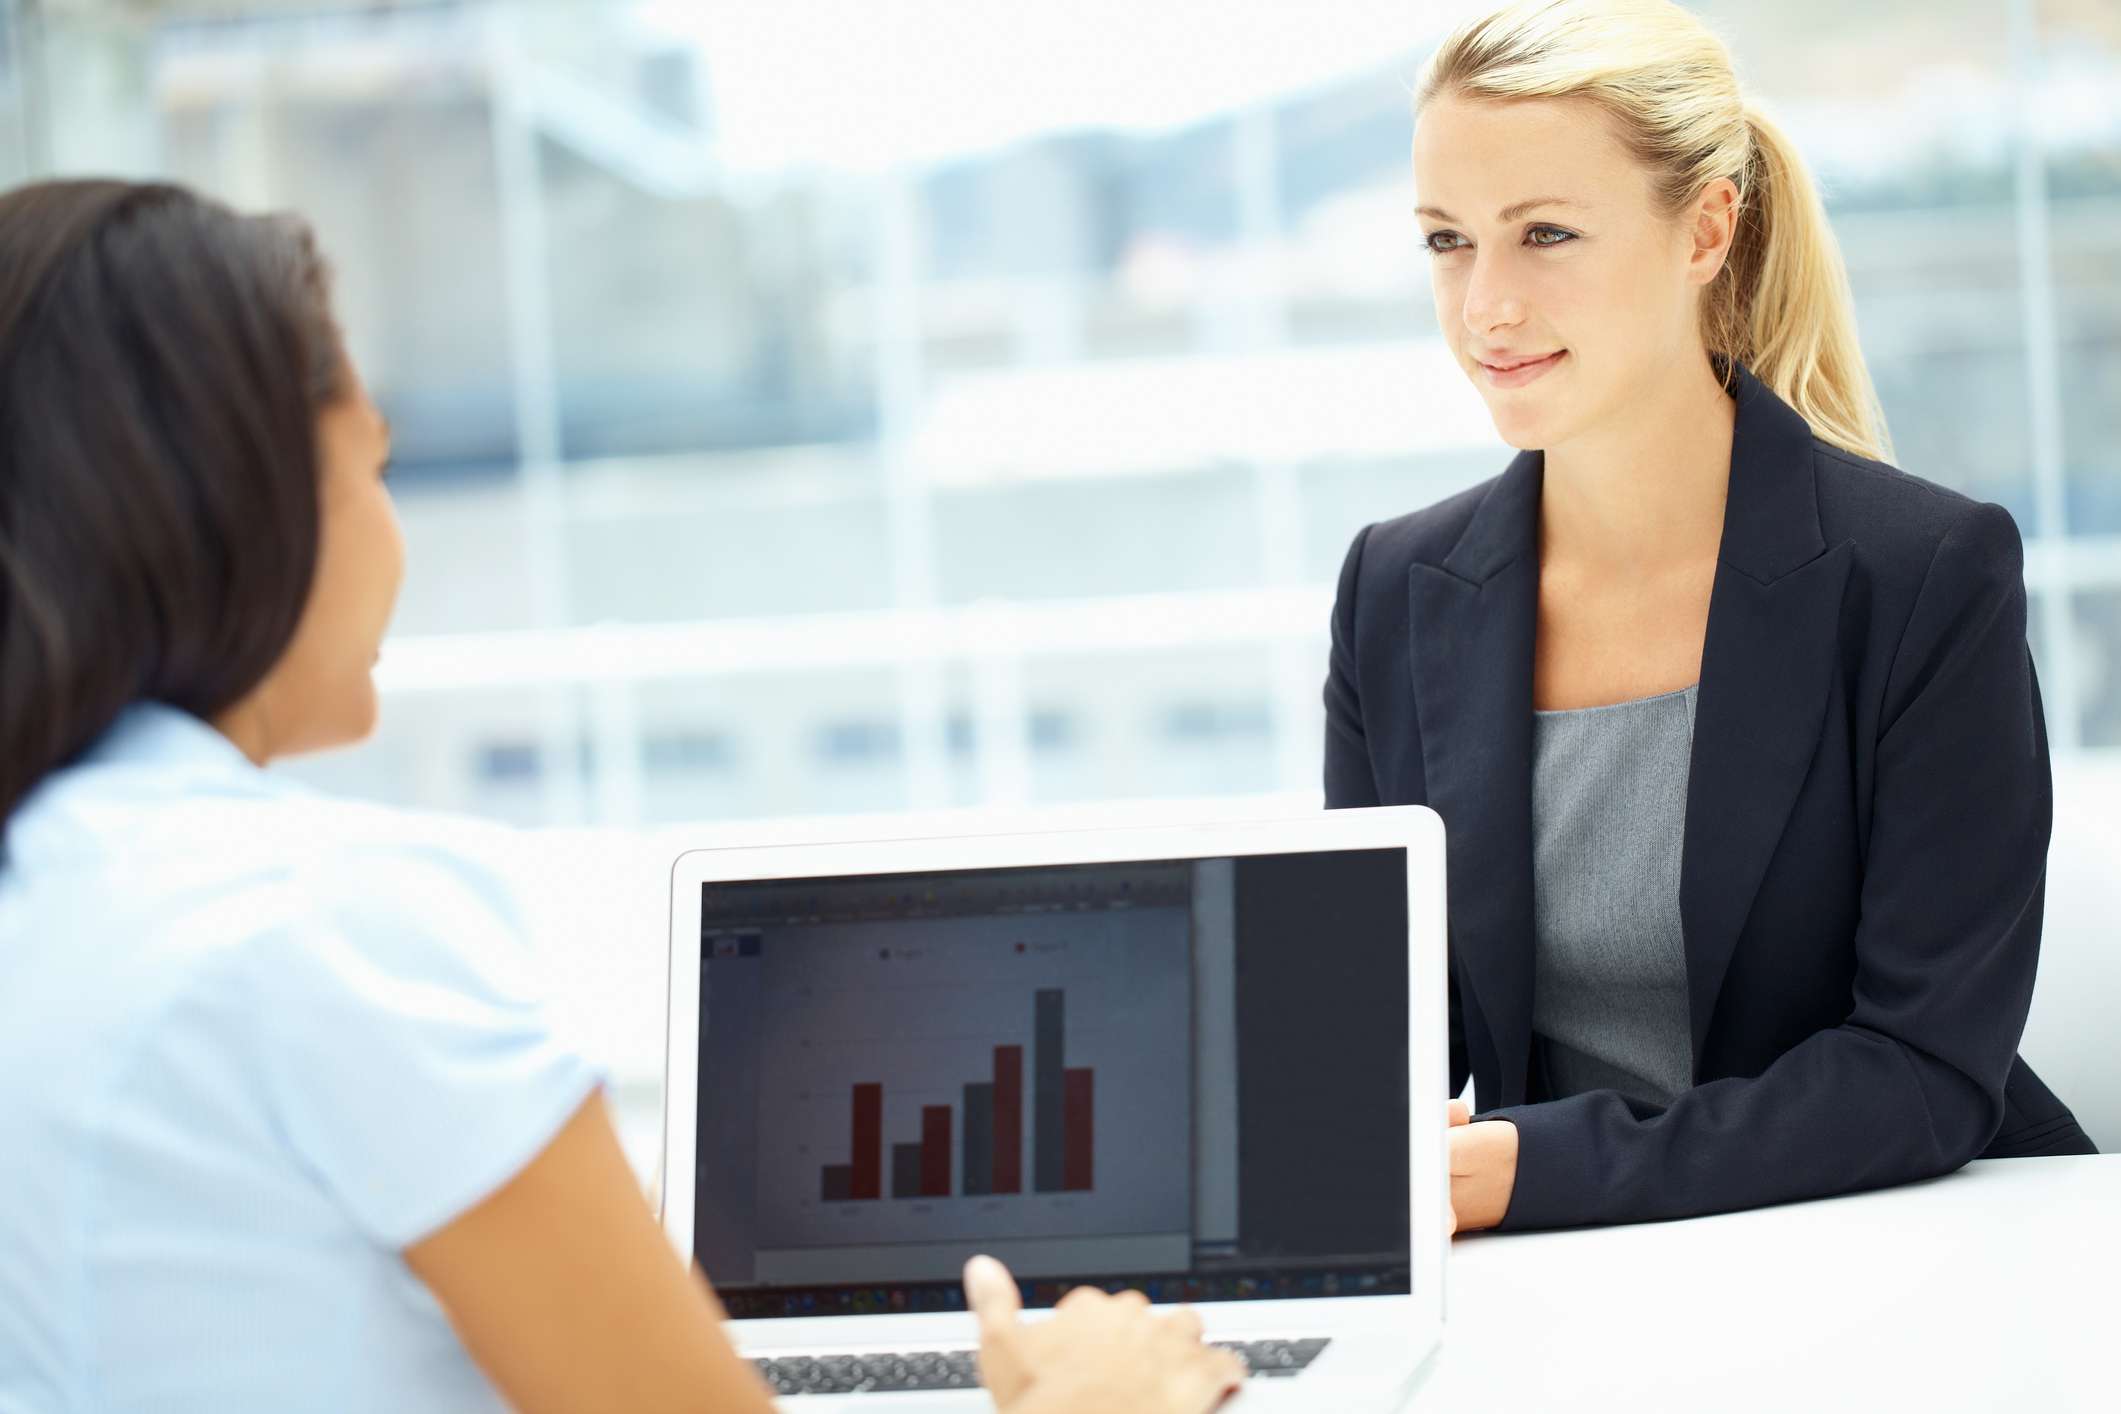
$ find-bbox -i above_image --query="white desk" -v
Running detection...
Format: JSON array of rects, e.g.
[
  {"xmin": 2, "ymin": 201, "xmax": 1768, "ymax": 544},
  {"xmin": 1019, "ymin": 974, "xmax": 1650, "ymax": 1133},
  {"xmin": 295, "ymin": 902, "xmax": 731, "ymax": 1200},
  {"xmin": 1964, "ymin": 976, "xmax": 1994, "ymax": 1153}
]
[{"xmin": 1401, "ymin": 1156, "xmax": 2118, "ymax": 1412}]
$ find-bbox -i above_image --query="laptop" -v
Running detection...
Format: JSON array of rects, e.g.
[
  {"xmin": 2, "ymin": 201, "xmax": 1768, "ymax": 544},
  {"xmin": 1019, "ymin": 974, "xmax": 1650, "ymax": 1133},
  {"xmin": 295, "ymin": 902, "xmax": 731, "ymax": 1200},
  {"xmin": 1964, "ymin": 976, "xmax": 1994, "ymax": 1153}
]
[{"xmin": 662, "ymin": 806, "xmax": 1447, "ymax": 1410}]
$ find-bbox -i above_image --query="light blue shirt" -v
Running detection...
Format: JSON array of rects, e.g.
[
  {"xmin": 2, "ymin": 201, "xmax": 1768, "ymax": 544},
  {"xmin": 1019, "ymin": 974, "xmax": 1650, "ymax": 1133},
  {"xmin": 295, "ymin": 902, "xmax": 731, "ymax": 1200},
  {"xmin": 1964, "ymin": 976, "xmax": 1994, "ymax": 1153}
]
[{"xmin": 0, "ymin": 704, "xmax": 605, "ymax": 1412}]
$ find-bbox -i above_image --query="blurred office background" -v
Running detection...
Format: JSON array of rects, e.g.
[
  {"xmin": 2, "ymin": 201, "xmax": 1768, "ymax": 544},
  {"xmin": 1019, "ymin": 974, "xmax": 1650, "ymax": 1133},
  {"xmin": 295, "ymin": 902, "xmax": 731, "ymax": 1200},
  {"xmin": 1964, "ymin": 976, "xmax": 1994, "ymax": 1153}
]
[{"xmin": 10, "ymin": 0, "xmax": 2118, "ymax": 1160}]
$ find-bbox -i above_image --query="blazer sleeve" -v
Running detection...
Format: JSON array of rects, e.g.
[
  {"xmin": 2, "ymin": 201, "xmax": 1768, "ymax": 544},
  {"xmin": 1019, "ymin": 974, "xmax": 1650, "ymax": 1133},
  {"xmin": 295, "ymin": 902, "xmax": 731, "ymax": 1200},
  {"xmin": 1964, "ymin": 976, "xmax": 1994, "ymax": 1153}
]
[
  {"xmin": 1487, "ymin": 501, "xmax": 2049, "ymax": 1229},
  {"xmin": 1324, "ymin": 522, "xmax": 1379, "ymax": 812},
  {"xmin": 1324, "ymin": 522, "xmax": 1472, "ymax": 1098}
]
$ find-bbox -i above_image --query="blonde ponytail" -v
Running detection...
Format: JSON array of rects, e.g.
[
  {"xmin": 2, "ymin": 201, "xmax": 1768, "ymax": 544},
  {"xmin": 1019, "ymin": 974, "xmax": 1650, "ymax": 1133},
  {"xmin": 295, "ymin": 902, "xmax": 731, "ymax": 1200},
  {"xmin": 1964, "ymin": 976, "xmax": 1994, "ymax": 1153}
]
[
  {"xmin": 1710, "ymin": 102, "xmax": 1892, "ymax": 461},
  {"xmin": 1418, "ymin": 0, "xmax": 1893, "ymax": 462}
]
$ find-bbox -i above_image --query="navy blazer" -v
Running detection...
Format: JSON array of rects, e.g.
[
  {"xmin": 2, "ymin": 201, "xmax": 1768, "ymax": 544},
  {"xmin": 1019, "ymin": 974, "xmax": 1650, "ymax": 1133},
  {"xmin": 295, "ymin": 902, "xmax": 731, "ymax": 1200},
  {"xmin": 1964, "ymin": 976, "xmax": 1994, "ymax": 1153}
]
[{"xmin": 1325, "ymin": 356, "xmax": 2096, "ymax": 1232}]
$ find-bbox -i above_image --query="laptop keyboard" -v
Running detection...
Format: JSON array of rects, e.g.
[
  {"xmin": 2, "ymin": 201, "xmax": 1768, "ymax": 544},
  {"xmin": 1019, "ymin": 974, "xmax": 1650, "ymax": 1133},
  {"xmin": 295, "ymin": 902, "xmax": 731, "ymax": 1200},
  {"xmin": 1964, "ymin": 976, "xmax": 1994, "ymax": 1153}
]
[
  {"xmin": 1212, "ymin": 1339, "xmax": 1332, "ymax": 1378},
  {"xmin": 753, "ymin": 1338, "xmax": 1331, "ymax": 1396}
]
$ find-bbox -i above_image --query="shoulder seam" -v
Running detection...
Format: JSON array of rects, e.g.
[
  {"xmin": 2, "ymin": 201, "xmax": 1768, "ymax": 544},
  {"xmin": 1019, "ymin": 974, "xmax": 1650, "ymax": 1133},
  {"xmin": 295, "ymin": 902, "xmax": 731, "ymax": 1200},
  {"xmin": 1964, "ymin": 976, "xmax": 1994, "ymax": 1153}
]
[{"xmin": 1810, "ymin": 441, "xmax": 1967, "ymax": 506}]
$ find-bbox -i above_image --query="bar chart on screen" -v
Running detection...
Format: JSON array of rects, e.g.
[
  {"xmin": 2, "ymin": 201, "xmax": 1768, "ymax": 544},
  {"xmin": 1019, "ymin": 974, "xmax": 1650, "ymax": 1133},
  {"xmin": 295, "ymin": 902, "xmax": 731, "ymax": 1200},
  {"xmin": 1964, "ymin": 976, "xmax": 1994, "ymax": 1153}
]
[
  {"xmin": 750, "ymin": 905, "xmax": 1194, "ymax": 1251},
  {"xmin": 816, "ymin": 986, "xmax": 1096, "ymax": 1203}
]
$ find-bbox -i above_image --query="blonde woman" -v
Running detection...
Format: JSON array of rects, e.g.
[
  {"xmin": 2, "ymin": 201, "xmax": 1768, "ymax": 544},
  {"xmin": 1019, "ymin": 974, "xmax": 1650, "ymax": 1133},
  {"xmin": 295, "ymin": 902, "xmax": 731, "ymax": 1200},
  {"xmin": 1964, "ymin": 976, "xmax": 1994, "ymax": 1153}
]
[{"xmin": 1326, "ymin": 0, "xmax": 2096, "ymax": 1234}]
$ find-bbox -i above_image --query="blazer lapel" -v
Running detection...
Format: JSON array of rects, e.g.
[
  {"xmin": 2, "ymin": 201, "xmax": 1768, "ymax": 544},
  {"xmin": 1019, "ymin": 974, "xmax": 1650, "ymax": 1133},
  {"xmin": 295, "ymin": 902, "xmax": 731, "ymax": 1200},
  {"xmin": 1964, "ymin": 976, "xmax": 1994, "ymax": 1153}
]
[
  {"xmin": 1680, "ymin": 360, "xmax": 1853, "ymax": 1069},
  {"xmin": 1409, "ymin": 452, "xmax": 1541, "ymax": 1105},
  {"xmin": 1410, "ymin": 359, "xmax": 1851, "ymax": 1098}
]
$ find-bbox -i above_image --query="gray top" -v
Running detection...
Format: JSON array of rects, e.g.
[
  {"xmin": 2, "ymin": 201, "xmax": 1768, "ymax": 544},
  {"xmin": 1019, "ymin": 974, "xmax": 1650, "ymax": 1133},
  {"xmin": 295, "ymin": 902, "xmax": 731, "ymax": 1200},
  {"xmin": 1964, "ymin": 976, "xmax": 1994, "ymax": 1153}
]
[{"xmin": 1530, "ymin": 682, "xmax": 1699, "ymax": 1108}]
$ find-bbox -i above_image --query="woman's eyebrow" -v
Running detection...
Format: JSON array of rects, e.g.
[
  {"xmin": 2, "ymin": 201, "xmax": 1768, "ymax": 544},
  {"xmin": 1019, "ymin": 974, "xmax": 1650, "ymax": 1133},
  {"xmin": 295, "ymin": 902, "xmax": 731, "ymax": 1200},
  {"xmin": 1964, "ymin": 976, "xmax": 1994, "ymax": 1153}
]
[{"xmin": 1416, "ymin": 196, "xmax": 1588, "ymax": 222}]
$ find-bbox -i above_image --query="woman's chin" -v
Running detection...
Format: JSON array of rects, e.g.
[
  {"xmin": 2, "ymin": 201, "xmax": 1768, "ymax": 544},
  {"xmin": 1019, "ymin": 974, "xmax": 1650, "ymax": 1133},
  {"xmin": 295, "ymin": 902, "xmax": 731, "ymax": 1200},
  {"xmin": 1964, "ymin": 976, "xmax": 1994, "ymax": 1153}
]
[
  {"xmin": 343, "ymin": 678, "xmax": 383, "ymax": 746},
  {"xmin": 275, "ymin": 682, "xmax": 382, "ymax": 763},
  {"xmin": 1481, "ymin": 393, "xmax": 1581, "ymax": 453},
  {"xmin": 1485, "ymin": 410, "xmax": 1550, "ymax": 452}
]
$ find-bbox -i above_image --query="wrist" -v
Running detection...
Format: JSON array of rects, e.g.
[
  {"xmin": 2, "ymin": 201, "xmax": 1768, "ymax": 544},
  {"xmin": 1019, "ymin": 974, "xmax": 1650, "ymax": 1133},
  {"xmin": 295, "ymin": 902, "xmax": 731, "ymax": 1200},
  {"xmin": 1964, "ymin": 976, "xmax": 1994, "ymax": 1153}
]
[{"xmin": 1488, "ymin": 1118, "xmax": 1520, "ymax": 1227}]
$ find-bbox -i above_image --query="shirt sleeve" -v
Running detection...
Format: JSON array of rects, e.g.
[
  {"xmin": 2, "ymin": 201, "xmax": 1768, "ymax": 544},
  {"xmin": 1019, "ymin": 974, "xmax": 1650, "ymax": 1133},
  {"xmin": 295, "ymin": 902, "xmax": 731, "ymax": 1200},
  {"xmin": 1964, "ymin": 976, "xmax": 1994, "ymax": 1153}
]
[{"xmin": 247, "ymin": 839, "xmax": 609, "ymax": 1249}]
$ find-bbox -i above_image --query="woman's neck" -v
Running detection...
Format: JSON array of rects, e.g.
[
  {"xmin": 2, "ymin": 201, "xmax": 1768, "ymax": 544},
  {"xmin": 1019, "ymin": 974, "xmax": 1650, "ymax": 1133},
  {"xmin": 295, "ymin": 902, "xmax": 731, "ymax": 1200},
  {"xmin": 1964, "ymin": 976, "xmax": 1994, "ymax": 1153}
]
[
  {"xmin": 1539, "ymin": 352, "xmax": 1737, "ymax": 575},
  {"xmin": 210, "ymin": 695, "xmax": 275, "ymax": 767}
]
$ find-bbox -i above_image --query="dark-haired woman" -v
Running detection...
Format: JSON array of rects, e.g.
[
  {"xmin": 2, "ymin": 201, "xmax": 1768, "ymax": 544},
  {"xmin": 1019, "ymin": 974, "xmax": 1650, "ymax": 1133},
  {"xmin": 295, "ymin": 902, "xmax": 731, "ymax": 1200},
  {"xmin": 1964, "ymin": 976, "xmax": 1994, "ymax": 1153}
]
[
  {"xmin": 1329, "ymin": 0, "xmax": 2095, "ymax": 1238},
  {"xmin": 0, "ymin": 180, "xmax": 1242, "ymax": 1413}
]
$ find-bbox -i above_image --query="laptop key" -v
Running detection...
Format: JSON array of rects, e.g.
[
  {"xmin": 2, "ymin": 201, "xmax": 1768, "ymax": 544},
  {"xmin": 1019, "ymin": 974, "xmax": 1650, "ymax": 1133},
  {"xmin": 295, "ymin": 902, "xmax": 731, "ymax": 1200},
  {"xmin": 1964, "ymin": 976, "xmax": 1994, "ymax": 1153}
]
[
  {"xmin": 755, "ymin": 1350, "xmax": 980, "ymax": 1396},
  {"xmin": 1210, "ymin": 1338, "xmax": 1334, "ymax": 1378}
]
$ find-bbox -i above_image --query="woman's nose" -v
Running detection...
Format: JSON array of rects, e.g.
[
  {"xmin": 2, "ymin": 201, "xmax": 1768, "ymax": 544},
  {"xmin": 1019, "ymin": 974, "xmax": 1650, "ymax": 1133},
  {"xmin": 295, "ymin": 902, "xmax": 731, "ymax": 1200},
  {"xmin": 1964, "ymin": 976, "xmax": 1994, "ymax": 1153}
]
[{"xmin": 1459, "ymin": 253, "xmax": 1526, "ymax": 338}]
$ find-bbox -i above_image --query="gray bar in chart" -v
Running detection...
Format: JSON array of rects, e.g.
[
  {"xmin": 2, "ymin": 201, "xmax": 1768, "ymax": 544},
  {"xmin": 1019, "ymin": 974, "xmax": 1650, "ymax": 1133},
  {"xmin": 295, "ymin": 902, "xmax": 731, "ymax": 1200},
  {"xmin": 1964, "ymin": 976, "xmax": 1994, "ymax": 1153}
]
[
  {"xmin": 891, "ymin": 1142, "xmax": 924, "ymax": 1199},
  {"xmin": 1035, "ymin": 988, "xmax": 1066, "ymax": 1193},
  {"xmin": 963, "ymin": 1082, "xmax": 994, "ymax": 1196}
]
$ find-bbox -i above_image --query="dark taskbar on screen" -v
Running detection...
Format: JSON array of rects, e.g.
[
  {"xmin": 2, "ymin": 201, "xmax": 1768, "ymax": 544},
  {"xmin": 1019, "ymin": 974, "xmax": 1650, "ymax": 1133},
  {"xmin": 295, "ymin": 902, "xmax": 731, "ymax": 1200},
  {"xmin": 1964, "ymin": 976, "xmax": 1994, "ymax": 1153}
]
[{"xmin": 719, "ymin": 1262, "xmax": 1412, "ymax": 1320}]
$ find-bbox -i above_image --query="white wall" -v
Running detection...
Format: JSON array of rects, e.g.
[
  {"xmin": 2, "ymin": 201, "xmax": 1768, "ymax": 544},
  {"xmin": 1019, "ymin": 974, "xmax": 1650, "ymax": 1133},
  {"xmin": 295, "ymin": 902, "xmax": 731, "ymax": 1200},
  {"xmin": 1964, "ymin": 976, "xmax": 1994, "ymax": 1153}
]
[{"xmin": 2024, "ymin": 760, "xmax": 2121, "ymax": 1150}]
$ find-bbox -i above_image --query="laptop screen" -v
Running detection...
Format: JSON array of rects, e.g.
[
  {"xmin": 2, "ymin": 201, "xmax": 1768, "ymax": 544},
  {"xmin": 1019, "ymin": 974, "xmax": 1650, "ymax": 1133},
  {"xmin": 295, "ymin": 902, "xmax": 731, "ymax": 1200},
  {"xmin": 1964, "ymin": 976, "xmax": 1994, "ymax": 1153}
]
[{"xmin": 693, "ymin": 848, "xmax": 1411, "ymax": 1320}]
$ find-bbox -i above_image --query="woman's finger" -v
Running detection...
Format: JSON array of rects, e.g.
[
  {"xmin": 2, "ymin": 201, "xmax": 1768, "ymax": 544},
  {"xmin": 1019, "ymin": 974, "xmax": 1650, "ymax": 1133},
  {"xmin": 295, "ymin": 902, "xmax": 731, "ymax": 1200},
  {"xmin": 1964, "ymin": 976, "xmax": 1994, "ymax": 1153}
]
[
  {"xmin": 963, "ymin": 1255, "xmax": 1022, "ymax": 1332},
  {"xmin": 964, "ymin": 1255, "xmax": 1032, "ymax": 1404},
  {"xmin": 1058, "ymin": 1283, "xmax": 1112, "ymax": 1312},
  {"xmin": 1170, "ymin": 1347, "xmax": 1248, "ymax": 1413},
  {"xmin": 1161, "ymin": 1306, "xmax": 1205, "ymax": 1343},
  {"xmin": 1448, "ymin": 1097, "xmax": 1471, "ymax": 1126}
]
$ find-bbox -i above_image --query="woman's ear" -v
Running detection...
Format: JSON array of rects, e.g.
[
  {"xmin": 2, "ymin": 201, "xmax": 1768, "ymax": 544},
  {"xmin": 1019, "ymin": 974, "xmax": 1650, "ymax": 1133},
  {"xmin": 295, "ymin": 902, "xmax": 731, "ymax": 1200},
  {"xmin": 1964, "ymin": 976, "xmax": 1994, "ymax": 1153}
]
[{"xmin": 1689, "ymin": 176, "xmax": 1740, "ymax": 287}]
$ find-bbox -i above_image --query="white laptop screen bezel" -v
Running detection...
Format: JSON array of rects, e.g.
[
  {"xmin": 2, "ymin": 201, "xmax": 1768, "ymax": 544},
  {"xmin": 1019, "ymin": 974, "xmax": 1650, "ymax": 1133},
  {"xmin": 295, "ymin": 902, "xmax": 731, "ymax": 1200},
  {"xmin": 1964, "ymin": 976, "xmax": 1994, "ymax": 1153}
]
[{"xmin": 662, "ymin": 806, "xmax": 1446, "ymax": 1348}]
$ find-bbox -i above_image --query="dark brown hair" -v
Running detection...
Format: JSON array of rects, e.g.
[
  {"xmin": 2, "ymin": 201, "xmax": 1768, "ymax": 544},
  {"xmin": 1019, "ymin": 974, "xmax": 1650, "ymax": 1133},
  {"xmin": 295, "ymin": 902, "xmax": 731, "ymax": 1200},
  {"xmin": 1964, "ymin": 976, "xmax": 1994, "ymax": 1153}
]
[{"xmin": 0, "ymin": 179, "xmax": 345, "ymax": 828}]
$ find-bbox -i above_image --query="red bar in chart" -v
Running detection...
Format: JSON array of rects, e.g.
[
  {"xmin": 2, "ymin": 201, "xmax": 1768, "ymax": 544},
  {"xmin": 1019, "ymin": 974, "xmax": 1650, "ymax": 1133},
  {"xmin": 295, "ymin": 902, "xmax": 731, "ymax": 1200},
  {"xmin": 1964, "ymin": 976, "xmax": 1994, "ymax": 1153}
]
[
  {"xmin": 992, "ymin": 1045, "xmax": 1024, "ymax": 1194},
  {"xmin": 920, "ymin": 1105, "xmax": 953, "ymax": 1198},
  {"xmin": 1062, "ymin": 1067, "xmax": 1094, "ymax": 1191},
  {"xmin": 850, "ymin": 1082, "xmax": 883, "ymax": 1200}
]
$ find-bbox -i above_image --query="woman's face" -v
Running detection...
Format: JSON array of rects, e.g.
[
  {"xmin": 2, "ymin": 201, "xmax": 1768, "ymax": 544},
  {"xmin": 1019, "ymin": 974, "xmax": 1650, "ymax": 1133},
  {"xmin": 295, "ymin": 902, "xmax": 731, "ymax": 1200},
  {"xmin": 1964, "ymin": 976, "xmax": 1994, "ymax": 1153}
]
[
  {"xmin": 1412, "ymin": 93, "xmax": 1732, "ymax": 451},
  {"xmin": 246, "ymin": 361, "xmax": 404, "ymax": 760}
]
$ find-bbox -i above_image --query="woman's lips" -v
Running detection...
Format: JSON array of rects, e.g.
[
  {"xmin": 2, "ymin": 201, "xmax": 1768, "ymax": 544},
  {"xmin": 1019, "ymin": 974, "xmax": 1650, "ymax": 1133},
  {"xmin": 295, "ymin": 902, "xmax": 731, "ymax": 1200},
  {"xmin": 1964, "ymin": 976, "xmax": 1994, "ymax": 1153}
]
[{"xmin": 1479, "ymin": 349, "xmax": 1567, "ymax": 388}]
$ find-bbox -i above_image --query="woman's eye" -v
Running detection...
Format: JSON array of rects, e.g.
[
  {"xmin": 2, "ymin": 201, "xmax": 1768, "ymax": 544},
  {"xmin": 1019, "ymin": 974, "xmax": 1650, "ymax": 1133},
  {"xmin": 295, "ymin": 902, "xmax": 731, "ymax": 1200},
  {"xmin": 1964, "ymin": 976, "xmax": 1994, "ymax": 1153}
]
[{"xmin": 1422, "ymin": 226, "xmax": 1574, "ymax": 255}]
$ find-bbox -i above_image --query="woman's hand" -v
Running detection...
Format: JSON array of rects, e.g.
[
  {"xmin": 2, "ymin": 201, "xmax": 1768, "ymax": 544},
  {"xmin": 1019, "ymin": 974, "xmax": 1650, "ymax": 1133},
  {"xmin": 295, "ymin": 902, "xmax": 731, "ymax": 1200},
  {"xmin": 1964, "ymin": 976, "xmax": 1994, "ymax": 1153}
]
[
  {"xmin": 964, "ymin": 1256, "xmax": 1245, "ymax": 1414},
  {"xmin": 1447, "ymin": 1098, "xmax": 1519, "ymax": 1234}
]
